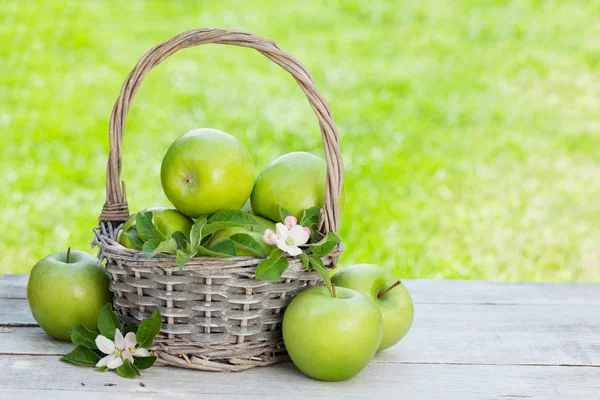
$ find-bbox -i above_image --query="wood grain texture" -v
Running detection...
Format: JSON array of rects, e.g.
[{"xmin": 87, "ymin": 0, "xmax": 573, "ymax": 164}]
[
  {"xmin": 4, "ymin": 274, "xmax": 600, "ymax": 305},
  {"xmin": 0, "ymin": 274, "xmax": 28, "ymax": 299},
  {"xmin": 0, "ymin": 299, "xmax": 35, "ymax": 326},
  {"xmin": 1, "ymin": 356, "xmax": 599, "ymax": 399},
  {"xmin": 2, "ymin": 304, "xmax": 599, "ymax": 367}
]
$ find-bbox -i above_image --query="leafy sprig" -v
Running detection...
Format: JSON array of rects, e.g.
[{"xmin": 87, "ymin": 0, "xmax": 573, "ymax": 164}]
[{"xmin": 61, "ymin": 304, "xmax": 161, "ymax": 379}]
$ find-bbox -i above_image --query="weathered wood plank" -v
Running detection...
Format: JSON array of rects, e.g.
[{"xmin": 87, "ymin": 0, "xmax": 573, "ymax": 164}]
[
  {"xmin": 0, "ymin": 356, "xmax": 598, "ymax": 399},
  {"xmin": 4, "ymin": 274, "xmax": 600, "ymax": 305},
  {"xmin": 3, "ymin": 306, "xmax": 599, "ymax": 367},
  {"xmin": 0, "ymin": 327, "xmax": 72, "ymax": 355},
  {"xmin": 0, "ymin": 274, "xmax": 28, "ymax": 299},
  {"xmin": 0, "ymin": 299, "xmax": 35, "ymax": 326},
  {"xmin": 403, "ymin": 279, "xmax": 600, "ymax": 305}
]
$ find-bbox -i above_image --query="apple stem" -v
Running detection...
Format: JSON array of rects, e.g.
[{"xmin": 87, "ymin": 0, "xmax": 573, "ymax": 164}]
[
  {"xmin": 378, "ymin": 280, "xmax": 401, "ymax": 299},
  {"xmin": 66, "ymin": 247, "xmax": 71, "ymax": 264},
  {"xmin": 331, "ymin": 283, "xmax": 337, "ymax": 298}
]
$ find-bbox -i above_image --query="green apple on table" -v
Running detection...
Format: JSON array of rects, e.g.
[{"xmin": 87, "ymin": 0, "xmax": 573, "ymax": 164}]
[
  {"xmin": 332, "ymin": 264, "xmax": 414, "ymax": 351},
  {"xmin": 283, "ymin": 286, "xmax": 383, "ymax": 381},
  {"xmin": 118, "ymin": 207, "xmax": 194, "ymax": 249},
  {"xmin": 27, "ymin": 249, "xmax": 112, "ymax": 341},
  {"xmin": 161, "ymin": 128, "xmax": 255, "ymax": 218},
  {"xmin": 251, "ymin": 152, "xmax": 345, "ymax": 222}
]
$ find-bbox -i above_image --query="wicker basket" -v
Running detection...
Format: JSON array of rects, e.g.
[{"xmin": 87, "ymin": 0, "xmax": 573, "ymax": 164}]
[{"xmin": 92, "ymin": 28, "xmax": 343, "ymax": 372}]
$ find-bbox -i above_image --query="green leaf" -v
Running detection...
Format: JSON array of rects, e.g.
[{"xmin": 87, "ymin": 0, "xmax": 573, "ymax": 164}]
[
  {"xmin": 152, "ymin": 237, "xmax": 178, "ymax": 256},
  {"xmin": 97, "ymin": 304, "xmax": 121, "ymax": 340},
  {"xmin": 255, "ymin": 249, "xmax": 289, "ymax": 281},
  {"xmin": 278, "ymin": 205, "xmax": 293, "ymax": 222},
  {"xmin": 136, "ymin": 211, "xmax": 158, "ymax": 242},
  {"xmin": 60, "ymin": 345, "xmax": 101, "ymax": 366},
  {"xmin": 203, "ymin": 210, "xmax": 258, "ymax": 235},
  {"xmin": 133, "ymin": 356, "xmax": 157, "ymax": 370},
  {"xmin": 309, "ymin": 255, "xmax": 333, "ymax": 295},
  {"xmin": 230, "ymin": 233, "xmax": 267, "ymax": 257},
  {"xmin": 308, "ymin": 232, "xmax": 342, "ymax": 256},
  {"xmin": 98, "ymin": 366, "xmax": 109, "ymax": 372},
  {"xmin": 116, "ymin": 359, "xmax": 139, "ymax": 379},
  {"xmin": 190, "ymin": 215, "xmax": 208, "ymax": 249},
  {"xmin": 176, "ymin": 249, "xmax": 195, "ymax": 270},
  {"xmin": 123, "ymin": 324, "xmax": 137, "ymax": 335},
  {"xmin": 300, "ymin": 207, "xmax": 321, "ymax": 229},
  {"xmin": 142, "ymin": 239, "xmax": 161, "ymax": 258},
  {"xmin": 205, "ymin": 238, "xmax": 237, "ymax": 257},
  {"xmin": 68, "ymin": 325, "xmax": 98, "ymax": 349},
  {"xmin": 299, "ymin": 252, "xmax": 310, "ymax": 270},
  {"xmin": 171, "ymin": 231, "xmax": 188, "ymax": 250},
  {"xmin": 124, "ymin": 226, "xmax": 144, "ymax": 249},
  {"xmin": 136, "ymin": 310, "xmax": 162, "ymax": 349}
]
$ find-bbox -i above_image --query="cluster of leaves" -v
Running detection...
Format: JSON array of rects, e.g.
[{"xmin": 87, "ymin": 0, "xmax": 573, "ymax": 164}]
[
  {"xmin": 61, "ymin": 304, "xmax": 161, "ymax": 379},
  {"xmin": 123, "ymin": 207, "xmax": 341, "ymax": 288},
  {"xmin": 255, "ymin": 206, "xmax": 341, "ymax": 287},
  {"xmin": 124, "ymin": 209, "xmax": 268, "ymax": 269}
]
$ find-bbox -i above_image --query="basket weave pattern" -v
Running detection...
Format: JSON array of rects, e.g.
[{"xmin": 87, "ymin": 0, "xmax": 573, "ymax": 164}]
[{"xmin": 93, "ymin": 28, "xmax": 343, "ymax": 372}]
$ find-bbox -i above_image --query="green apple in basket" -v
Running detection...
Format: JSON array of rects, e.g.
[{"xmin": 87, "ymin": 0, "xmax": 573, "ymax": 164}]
[
  {"xmin": 332, "ymin": 264, "xmax": 414, "ymax": 351},
  {"xmin": 251, "ymin": 152, "xmax": 345, "ymax": 222},
  {"xmin": 161, "ymin": 128, "xmax": 255, "ymax": 218},
  {"xmin": 283, "ymin": 285, "xmax": 383, "ymax": 381},
  {"xmin": 27, "ymin": 249, "xmax": 112, "ymax": 341},
  {"xmin": 118, "ymin": 207, "xmax": 193, "ymax": 250}
]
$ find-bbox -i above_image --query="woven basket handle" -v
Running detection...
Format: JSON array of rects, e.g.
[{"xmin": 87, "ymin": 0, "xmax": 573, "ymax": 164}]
[{"xmin": 100, "ymin": 28, "xmax": 343, "ymax": 233}]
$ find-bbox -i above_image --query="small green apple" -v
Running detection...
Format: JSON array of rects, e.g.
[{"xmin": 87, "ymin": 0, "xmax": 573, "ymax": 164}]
[
  {"xmin": 161, "ymin": 128, "xmax": 255, "ymax": 218},
  {"xmin": 251, "ymin": 152, "xmax": 345, "ymax": 222},
  {"xmin": 118, "ymin": 207, "xmax": 194, "ymax": 249},
  {"xmin": 207, "ymin": 227, "xmax": 273, "ymax": 256},
  {"xmin": 27, "ymin": 249, "xmax": 112, "ymax": 341},
  {"xmin": 283, "ymin": 286, "xmax": 383, "ymax": 381},
  {"xmin": 331, "ymin": 264, "xmax": 414, "ymax": 351}
]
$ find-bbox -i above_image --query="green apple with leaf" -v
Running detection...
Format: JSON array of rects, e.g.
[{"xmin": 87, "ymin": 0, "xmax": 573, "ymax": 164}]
[
  {"xmin": 283, "ymin": 285, "xmax": 383, "ymax": 381},
  {"xmin": 331, "ymin": 264, "xmax": 414, "ymax": 351},
  {"xmin": 27, "ymin": 249, "xmax": 112, "ymax": 341},
  {"xmin": 118, "ymin": 207, "xmax": 193, "ymax": 250},
  {"xmin": 161, "ymin": 128, "xmax": 255, "ymax": 218},
  {"xmin": 250, "ymin": 152, "xmax": 345, "ymax": 222}
]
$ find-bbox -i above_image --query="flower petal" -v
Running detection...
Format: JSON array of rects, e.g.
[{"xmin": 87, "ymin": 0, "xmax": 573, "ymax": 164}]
[
  {"xmin": 303, "ymin": 227, "xmax": 311, "ymax": 237},
  {"xmin": 289, "ymin": 225, "xmax": 309, "ymax": 245},
  {"xmin": 124, "ymin": 332, "xmax": 137, "ymax": 349},
  {"xmin": 96, "ymin": 355, "xmax": 110, "ymax": 367},
  {"xmin": 133, "ymin": 347, "xmax": 150, "ymax": 357},
  {"xmin": 106, "ymin": 354, "xmax": 123, "ymax": 369},
  {"xmin": 276, "ymin": 238, "xmax": 290, "ymax": 253},
  {"xmin": 122, "ymin": 349, "xmax": 134, "ymax": 363},
  {"xmin": 276, "ymin": 223, "xmax": 289, "ymax": 239},
  {"xmin": 284, "ymin": 216, "xmax": 297, "ymax": 229},
  {"xmin": 114, "ymin": 329, "xmax": 124, "ymax": 350},
  {"xmin": 263, "ymin": 229, "xmax": 278, "ymax": 245},
  {"xmin": 95, "ymin": 335, "xmax": 115, "ymax": 355},
  {"xmin": 286, "ymin": 245, "xmax": 303, "ymax": 257}
]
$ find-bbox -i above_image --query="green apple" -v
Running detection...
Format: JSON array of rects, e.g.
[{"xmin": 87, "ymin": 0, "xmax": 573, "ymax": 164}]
[
  {"xmin": 161, "ymin": 128, "xmax": 255, "ymax": 218},
  {"xmin": 250, "ymin": 152, "xmax": 345, "ymax": 222},
  {"xmin": 283, "ymin": 286, "xmax": 383, "ymax": 381},
  {"xmin": 27, "ymin": 249, "xmax": 112, "ymax": 341},
  {"xmin": 331, "ymin": 264, "xmax": 414, "ymax": 351},
  {"xmin": 207, "ymin": 227, "xmax": 273, "ymax": 256},
  {"xmin": 118, "ymin": 207, "xmax": 194, "ymax": 249},
  {"xmin": 240, "ymin": 200, "xmax": 277, "ymax": 233}
]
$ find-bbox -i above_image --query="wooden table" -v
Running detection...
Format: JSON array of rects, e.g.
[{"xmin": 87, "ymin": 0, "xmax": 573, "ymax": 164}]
[{"xmin": 1, "ymin": 274, "xmax": 599, "ymax": 399}]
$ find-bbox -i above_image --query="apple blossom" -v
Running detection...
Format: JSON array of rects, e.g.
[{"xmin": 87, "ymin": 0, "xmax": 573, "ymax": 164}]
[{"xmin": 96, "ymin": 329, "xmax": 150, "ymax": 370}]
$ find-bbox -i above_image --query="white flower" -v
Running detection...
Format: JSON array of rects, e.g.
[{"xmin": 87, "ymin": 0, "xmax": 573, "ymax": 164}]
[
  {"xmin": 96, "ymin": 329, "xmax": 149, "ymax": 369},
  {"xmin": 277, "ymin": 216, "xmax": 310, "ymax": 256},
  {"xmin": 263, "ymin": 229, "xmax": 279, "ymax": 245}
]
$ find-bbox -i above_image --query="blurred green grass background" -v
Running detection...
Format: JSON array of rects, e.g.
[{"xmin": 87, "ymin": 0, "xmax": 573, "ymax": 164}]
[{"xmin": 1, "ymin": 0, "xmax": 599, "ymax": 280}]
